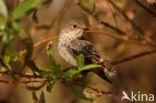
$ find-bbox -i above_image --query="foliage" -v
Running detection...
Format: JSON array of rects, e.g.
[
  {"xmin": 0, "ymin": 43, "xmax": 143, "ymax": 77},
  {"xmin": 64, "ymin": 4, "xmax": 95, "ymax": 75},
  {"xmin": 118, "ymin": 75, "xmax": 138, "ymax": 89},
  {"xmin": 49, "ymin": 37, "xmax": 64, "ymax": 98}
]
[
  {"xmin": 0, "ymin": 0, "xmax": 156, "ymax": 103},
  {"xmin": 41, "ymin": 46, "xmax": 100, "ymax": 101},
  {"xmin": 0, "ymin": 1, "xmax": 100, "ymax": 102}
]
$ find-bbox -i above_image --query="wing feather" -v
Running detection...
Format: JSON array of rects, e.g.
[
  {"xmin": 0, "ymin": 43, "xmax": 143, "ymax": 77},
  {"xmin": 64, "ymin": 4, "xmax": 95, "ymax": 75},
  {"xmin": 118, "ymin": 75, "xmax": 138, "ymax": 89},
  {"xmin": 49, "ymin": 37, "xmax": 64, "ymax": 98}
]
[{"xmin": 68, "ymin": 40, "xmax": 112, "ymax": 83}]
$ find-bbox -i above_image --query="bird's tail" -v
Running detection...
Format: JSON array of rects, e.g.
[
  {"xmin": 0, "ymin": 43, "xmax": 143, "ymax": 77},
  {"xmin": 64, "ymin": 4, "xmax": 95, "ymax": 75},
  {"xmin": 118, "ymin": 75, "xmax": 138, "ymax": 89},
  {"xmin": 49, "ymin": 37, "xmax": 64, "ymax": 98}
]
[{"xmin": 101, "ymin": 60, "xmax": 128, "ymax": 90}]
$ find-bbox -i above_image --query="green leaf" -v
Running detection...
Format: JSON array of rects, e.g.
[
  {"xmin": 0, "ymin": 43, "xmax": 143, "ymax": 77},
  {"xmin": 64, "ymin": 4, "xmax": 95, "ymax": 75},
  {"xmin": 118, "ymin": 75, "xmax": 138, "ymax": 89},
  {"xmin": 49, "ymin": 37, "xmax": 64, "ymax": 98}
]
[
  {"xmin": 39, "ymin": 91, "xmax": 46, "ymax": 103},
  {"xmin": 0, "ymin": 57, "xmax": 9, "ymax": 69},
  {"xmin": 47, "ymin": 48, "xmax": 56, "ymax": 65},
  {"xmin": 65, "ymin": 64, "xmax": 100, "ymax": 78},
  {"xmin": 65, "ymin": 68, "xmax": 79, "ymax": 78},
  {"xmin": 111, "ymin": 0, "xmax": 125, "ymax": 9},
  {"xmin": 0, "ymin": 22, "xmax": 19, "ymax": 46},
  {"xmin": 76, "ymin": 54, "xmax": 85, "ymax": 69},
  {"xmin": 11, "ymin": 21, "xmax": 20, "ymax": 35},
  {"xmin": 0, "ymin": 0, "xmax": 8, "ymax": 18},
  {"xmin": 52, "ymin": 64, "xmax": 63, "ymax": 77},
  {"xmin": 79, "ymin": 64, "xmax": 101, "ymax": 72},
  {"xmin": 5, "ymin": 47, "xmax": 18, "ymax": 59},
  {"xmin": 65, "ymin": 54, "xmax": 100, "ymax": 78},
  {"xmin": 79, "ymin": 0, "xmax": 95, "ymax": 14},
  {"xmin": 12, "ymin": 0, "xmax": 40, "ymax": 20},
  {"xmin": 46, "ymin": 46, "xmax": 63, "ymax": 77},
  {"xmin": 0, "ymin": 17, "xmax": 6, "ymax": 30},
  {"xmin": 1, "ymin": 28, "xmax": 13, "ymax": 45},
  {"xmin": 3, "ymin": 55, "xmax": 12, "ymax": 68}
]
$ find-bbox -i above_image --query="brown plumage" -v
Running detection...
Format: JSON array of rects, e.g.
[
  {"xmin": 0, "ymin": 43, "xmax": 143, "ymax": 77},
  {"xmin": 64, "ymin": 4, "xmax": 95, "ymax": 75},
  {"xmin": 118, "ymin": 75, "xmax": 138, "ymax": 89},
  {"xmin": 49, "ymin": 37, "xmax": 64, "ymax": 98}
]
[{"xmin": 58, "ymin": 20, "xmax": 122, "ymax": 85}]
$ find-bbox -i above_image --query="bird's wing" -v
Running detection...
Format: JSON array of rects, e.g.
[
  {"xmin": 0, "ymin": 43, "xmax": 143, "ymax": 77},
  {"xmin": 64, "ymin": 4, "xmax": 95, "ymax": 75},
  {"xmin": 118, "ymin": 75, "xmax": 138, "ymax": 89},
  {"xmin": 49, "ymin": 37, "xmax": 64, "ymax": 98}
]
[
  {"xmin": 68, "ymin": 40, "xmax": 127, "ymax": 89},
  {"xmin": 68, "ymin": 39, "xmax": 112, "ymax": 83},
  {"xmin": 68, "ymin": 40, "xmax": 101, "ymax": 64}
]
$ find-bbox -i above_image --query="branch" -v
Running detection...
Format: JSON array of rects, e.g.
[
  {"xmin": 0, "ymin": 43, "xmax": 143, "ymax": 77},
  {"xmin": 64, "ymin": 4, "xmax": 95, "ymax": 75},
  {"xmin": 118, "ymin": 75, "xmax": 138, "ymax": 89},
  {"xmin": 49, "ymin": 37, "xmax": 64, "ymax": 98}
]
[
  {"xmin": 111, "ymin": 49, "xmax": 156, "ymax": 65},
  {"xmin": 86, "ymin": 29, "xmax": 127, "ymax": 41},
  {"xmin": 86, "ymin": 29, "xmax": 153, "ymax": 47},
  {"xmin": 0, "ymin": 70, "xmax": 46, "ymax": 85},
  {"xmin": 99, "ymin": 21, "xmax": 125, "ymax": 35},
  {"xmin": 0, "ymin": 71, "xmax": 43, "ymax": 79},
  {"xmin": 108, "ymin": 0, "xmax": 144, "ymax": 35},
  {"xmin": 0, "ymin": 79, "xmax": 45, "ymax": 84},
  {"xmin": 34, "ymin": 36, "xmax": 58, "ymax": 48},
  {"xmin": 77, "ymin": 0, "xmax": 156, "ymax": 48},
  {"xmin": 135, "ymin": 0, "xmax": 156, "ymax": 18},
  {"xmin": 77, "ymin": 1, "xmax": 126, "ymax": 36}
]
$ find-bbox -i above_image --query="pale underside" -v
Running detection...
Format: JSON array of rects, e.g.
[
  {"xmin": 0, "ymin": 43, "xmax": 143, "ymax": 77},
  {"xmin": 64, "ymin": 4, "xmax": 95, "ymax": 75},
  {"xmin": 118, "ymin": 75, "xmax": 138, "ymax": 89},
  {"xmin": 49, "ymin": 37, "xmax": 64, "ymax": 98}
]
[{"xmin": 58, "ymin": 39, "xmax": 99, "ymax": 66}]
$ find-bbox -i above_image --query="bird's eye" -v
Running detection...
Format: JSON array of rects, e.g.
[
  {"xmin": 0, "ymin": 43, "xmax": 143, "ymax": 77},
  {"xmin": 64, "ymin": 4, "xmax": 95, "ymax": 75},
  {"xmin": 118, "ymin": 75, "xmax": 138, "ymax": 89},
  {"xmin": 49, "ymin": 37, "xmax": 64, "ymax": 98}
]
[{"xmin": 73, "ymin": 24, "xmax": 77, "ymax": 28}]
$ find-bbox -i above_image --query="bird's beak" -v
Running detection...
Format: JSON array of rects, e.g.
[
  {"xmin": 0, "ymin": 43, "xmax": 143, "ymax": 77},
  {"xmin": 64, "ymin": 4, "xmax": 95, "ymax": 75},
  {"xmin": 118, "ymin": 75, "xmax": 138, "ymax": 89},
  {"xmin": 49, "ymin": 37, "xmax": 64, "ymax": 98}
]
[{"xmin": 83, "ymin": 26, "xmax": 89, "ymax": 31}]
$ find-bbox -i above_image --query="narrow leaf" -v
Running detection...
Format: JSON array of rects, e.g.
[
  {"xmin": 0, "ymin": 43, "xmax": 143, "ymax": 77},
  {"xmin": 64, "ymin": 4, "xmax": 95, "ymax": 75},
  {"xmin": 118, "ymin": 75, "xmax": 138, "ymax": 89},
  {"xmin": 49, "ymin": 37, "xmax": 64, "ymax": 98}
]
[
  {"xmin": 0, "ymin": 57, "xmax": 9, "ymax": 69},
  {"xmin": 0, "ymin": 0, "xmax": 8, "ymax": 18},
  {"xmin": 79, "ymin": 64, "xmax": 101, "ymax": 72},
  {"xmin": 47, "ymin": 47, "xmax": 56, "ymax": 66},
  {"xmin": 65, "ymin": 68, "xmax": 79, "ymax": 78},
  {"xmin": 0, "ymin": 17, "xmax": 6, "ymax": 30},
  {"xmin": 12, "ymin": 0, "xmax": 39, "ymax": 20},
  {"xmin": 76, "ymin": 54, "xmax": 85, "ymax": 68}
]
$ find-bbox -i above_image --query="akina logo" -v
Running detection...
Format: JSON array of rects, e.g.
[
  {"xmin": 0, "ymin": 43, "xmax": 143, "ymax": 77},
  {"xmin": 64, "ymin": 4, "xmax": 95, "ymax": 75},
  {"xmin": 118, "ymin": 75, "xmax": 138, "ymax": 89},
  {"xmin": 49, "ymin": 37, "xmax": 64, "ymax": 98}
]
[{"xmin": 121, "ymin": 91, "xmax": 155, "ymax": 102}]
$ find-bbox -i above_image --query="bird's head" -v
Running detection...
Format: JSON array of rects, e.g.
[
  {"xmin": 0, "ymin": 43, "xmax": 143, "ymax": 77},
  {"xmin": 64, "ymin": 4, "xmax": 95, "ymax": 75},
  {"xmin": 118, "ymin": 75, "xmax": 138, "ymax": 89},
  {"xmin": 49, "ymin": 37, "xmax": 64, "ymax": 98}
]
[{"xmin": 59, "ymin": 20, "xmax": 88, "ymax": 42}]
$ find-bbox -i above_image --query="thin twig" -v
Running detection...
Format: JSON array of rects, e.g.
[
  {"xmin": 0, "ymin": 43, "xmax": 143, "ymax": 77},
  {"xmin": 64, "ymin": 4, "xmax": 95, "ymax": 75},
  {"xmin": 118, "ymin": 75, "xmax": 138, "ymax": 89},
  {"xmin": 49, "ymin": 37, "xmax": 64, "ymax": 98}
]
[
  {"xmin": 0, "ymin": 71, "xmax": 43, "ymax": 78},
  {"xmin": 99, "ymin": 21, "xmax": 125, "ymax": 35},
  {"xmin": 0, "ymin": 79, "xmax": 45, "ymax": 84},
  {"xmin": 135, "ymin": 0, "xmax": 156, "ymax": 18},
  {"xmin": 86, "ymin": 29, "xmax": 128, "ymax": 41},
  {"xmin": 112, "ymin": 49, "xmax": 156, "ymax": 65},
  {"xmin": 108, "ymin": 0, "xmax": 144, "ymax": 35},
  {"xmin": 78, "ymin": 0, "xmax": 156, "ymax": 48},
  {"xmin": 19, "ymin": 79, "xmax": 46, "ymax": 84},
  {"xmin": 77, "ymin": 2, "xmax": 126, "ymax": 36},
  {"xmin": 21, "ymin": 35, "xmax": 58, "ymax": 55},
  {"xmin": 0, "ymin": 79, "xmax": 13, "ymax": 84},
  {"xmin": 34, "ymin": 36, "xmax": 58, "ymax": 48},
  {"xmin": 86, "ymin": 29, "xmax": 147, "ymax": 46},
  {"xmin": 107, "ymin": 1, "xmax": 121, "ymax": 35}
]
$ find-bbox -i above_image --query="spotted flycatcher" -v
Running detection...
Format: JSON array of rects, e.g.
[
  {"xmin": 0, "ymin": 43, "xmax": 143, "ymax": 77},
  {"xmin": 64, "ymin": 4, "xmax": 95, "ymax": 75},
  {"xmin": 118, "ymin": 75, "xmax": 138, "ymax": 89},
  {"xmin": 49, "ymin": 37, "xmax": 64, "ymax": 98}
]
[{"xmin": 58, "ymin": 20, "xmax": 122, "ymax": 84}]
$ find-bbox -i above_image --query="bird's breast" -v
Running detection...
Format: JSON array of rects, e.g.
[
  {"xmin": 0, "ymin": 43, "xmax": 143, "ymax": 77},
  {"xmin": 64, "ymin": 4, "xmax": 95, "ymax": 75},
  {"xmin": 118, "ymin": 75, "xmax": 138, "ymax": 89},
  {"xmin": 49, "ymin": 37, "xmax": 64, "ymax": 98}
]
[{"xmin": 58, "ymin": 43, "xmax": 77, "ymax": 66}]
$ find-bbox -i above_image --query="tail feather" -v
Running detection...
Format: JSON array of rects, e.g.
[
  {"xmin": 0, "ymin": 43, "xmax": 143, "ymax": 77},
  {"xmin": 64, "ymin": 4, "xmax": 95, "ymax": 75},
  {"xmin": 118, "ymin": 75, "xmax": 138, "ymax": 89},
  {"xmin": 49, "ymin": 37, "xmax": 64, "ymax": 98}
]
[
  {"xmin": 93, "ymin": 69, "xmax": 112, "ymax": 83},
  {"xmin": 102, "ymin": 60, "xmax": 127, "ymax": 90}
]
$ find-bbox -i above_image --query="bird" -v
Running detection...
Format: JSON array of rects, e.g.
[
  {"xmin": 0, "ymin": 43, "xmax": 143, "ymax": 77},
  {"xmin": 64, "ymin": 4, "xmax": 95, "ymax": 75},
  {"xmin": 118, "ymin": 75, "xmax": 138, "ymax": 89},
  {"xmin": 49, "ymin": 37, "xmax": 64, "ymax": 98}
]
[{"xmin": 58, "ymin": 20, "xmax": 123, "ymax": 85}]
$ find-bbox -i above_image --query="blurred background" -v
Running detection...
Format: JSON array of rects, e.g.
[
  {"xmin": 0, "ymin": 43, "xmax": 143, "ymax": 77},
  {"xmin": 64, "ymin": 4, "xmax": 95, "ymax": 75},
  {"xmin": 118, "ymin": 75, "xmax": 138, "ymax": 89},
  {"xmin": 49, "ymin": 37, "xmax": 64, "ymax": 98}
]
[{"xmin": 0, "ymin": 0, "xmax": 156, "ymax": 103}]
